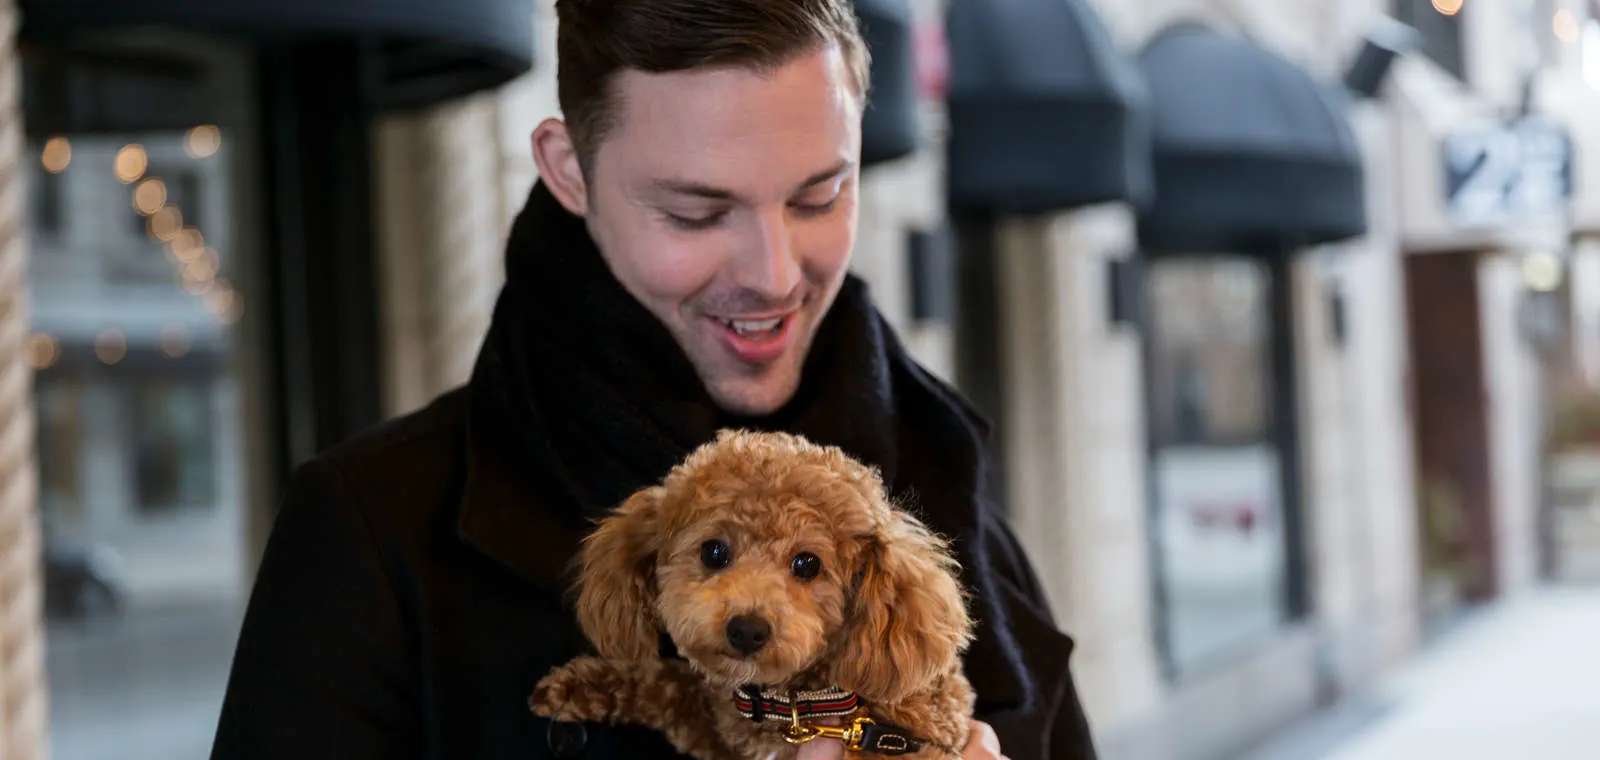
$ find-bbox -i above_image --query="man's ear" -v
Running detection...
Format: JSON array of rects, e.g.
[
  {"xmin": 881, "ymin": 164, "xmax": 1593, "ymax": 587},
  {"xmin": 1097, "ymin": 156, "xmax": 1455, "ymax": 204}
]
[{"xmin": 530, "ymin": 117, "xmax": 589, "ymax": 216}]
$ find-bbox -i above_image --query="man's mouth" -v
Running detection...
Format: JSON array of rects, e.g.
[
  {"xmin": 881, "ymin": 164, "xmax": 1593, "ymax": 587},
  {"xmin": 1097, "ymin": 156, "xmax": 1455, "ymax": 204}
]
[
  {"xmin": 719, "ymin": 315, "xmax": 787, "ymax": 340},
  {"xmin": 708, "ymin": 306, "xmax": 803, "ymax": 365}
]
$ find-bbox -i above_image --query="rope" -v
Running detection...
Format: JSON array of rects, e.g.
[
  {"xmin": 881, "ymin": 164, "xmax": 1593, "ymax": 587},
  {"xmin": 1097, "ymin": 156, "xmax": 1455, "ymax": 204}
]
[{"xmin": 0, "ymin": 0, "xmax": 51, "ymax": 754}]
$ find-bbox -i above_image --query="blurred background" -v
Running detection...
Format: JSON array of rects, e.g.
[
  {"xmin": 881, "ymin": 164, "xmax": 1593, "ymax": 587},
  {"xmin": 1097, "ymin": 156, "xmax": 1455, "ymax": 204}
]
[{"xmin": 2, "ymin": 0, "xmax": 1599, "ymax": 758}]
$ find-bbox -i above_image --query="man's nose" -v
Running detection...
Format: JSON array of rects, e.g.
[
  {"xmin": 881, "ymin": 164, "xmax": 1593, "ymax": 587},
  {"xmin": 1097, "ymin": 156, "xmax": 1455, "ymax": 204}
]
[{"xmin": 731, "ymin": 210, "xmax": 802, "ymax": 301}]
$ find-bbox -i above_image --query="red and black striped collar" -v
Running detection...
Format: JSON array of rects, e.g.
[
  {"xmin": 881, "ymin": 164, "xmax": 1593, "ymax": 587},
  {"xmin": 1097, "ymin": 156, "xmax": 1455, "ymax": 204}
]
[{"xmin": 733, "ymin": 685, "xmax": 860, "ymax": 723}]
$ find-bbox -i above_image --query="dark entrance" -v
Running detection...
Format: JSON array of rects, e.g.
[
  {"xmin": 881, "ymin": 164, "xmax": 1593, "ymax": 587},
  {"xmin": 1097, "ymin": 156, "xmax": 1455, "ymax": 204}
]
[{"xmin": 1403, "ymin": 251, "xmax": 1500, "ymax": 629}]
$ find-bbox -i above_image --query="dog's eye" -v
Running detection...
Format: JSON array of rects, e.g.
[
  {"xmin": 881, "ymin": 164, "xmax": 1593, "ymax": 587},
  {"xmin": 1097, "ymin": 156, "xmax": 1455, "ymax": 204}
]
[
  {"xmin": 791, "ymin": 552, "xmax": 822, "ymax": 581},
  {"xmin": 701, "ymin": 539, "xmax": 732, "ymax": 570}
]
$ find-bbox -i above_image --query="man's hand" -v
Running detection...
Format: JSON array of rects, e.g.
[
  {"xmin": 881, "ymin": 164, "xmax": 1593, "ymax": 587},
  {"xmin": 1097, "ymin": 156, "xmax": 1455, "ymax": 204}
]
[{"xmin": 789, "ymin": 719, "xmax": 1007, "ymax": 760}]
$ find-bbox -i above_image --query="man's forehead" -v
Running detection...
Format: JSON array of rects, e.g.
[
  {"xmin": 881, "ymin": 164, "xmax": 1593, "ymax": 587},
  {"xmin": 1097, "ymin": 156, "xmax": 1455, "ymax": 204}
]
[{"xmin": 598, "ymin": 46, "xmax": 862, "ymax": 200}]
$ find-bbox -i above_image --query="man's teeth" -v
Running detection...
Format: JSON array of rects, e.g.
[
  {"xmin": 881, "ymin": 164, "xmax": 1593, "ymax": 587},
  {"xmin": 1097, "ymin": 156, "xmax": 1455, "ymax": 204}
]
[{"xmin": 725, "ymin": 317, "xmax": 783, "ymax": 335}]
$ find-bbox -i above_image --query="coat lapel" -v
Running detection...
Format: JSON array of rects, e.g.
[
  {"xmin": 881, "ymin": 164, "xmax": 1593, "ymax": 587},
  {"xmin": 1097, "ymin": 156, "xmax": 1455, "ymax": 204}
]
[{"xmin": 456, "ymin": 385, "xmax": 589, "ymax": 595}]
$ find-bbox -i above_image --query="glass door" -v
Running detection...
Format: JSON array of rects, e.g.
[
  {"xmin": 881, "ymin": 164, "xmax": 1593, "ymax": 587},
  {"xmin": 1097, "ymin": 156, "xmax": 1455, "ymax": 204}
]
[{"xmin": 1143, "ymin": 255, "xmax": 1306, "ymax": 678}]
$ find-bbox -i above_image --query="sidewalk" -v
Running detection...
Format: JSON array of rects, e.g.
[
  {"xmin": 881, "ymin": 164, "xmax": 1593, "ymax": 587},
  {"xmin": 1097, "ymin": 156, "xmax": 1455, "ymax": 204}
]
[
  {"xmin": 49, "ymin": 599, "xmax": 245, "ymax": 760},
  {"xmin": 1246, "ymin": 584, "xmax": 1600, "ymax": 760}
]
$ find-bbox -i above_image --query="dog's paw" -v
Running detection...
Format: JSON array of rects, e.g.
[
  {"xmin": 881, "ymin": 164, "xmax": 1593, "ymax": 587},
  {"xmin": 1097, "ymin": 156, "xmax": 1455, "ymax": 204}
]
[
  {"xmin": 528, "ymin": 673, "xmax": 571, "ymax": 718},
  {"xmin": 528, "ymin": 662, "xmax": 617, "ymax": 721}
]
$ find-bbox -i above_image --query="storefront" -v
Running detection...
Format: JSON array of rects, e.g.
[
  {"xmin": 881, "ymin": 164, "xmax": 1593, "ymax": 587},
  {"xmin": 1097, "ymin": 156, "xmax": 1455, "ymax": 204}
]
[
  {"xmin": 938, "ymin": 0, "xmax": 1168, "ymax": 737},
  {"xmin": 944, "ymin": 0, "xmax": 1151, "ymax": 509},
  {"xmin": 16, "ymin": 2, "xmax": 534, "ymax": 756},
  {"xmin": 1387, "ymin": 38, "xmax": 1568, "ymax": 627},
  {"xmin": 1028, "ymin": 22, "xmax": 1375, "ymax": 759},
  {"xmin": 1534, "ymin": 34, "xmax": 1600, "ymax": 580},
  {"xmin": 21, "ymin": 0, "xmax": 536, "ymax": 501},
  {"xmin": 1135, "ymin": 22, "xmax": 1368, "ymax": 681}
]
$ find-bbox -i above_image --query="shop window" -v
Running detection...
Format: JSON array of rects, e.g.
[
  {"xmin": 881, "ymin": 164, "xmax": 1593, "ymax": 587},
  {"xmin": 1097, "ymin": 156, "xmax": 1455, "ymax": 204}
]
[
  {"xmin": 129, "ymin": 375, "xmax": 217, "ymax": 513},
  {"xmin": 1147, "ymin": 260, "xmax": 1272, "ymax": 447},
  {"xmin": 35, "ymin": 375, "xmax": 85, "ymax": 527},
  {"xmin": 1393, "ymin": 0, "xmax": 1467, "ymax": 81},
  {"xmin": 1144, "ymin": 257, "xmax": 1301, "ymax": 677},
  {"xmin": 31, "ymin": 167, "xmax": 64, "ymax": 239}
]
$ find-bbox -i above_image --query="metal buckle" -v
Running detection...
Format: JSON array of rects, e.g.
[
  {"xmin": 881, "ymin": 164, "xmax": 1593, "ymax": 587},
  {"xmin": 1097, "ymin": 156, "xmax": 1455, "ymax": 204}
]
[{"xmin": 778, "ymin": 691, "xmax": 871, "ymax": 750}]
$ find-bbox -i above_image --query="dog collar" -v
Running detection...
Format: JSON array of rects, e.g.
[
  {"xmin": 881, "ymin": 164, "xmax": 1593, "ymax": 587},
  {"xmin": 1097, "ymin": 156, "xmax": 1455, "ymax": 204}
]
[
  {"xmin": 734, "ymin": 686, "xmax": 941, "ymax": 757},
  {"xmin": 733, "ymin": 685, "xmax": 860, "ymax": 723}
]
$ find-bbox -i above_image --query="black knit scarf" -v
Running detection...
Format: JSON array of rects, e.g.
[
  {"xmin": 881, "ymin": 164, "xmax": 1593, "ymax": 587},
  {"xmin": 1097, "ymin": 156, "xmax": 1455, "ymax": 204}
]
[
  {"xmin": 469, "ymin": 180, "xmax": 1033, "ymax": 713},
  {"xmin": 471, "ymin": 180, "xmax": 911, "ymax": 513}
]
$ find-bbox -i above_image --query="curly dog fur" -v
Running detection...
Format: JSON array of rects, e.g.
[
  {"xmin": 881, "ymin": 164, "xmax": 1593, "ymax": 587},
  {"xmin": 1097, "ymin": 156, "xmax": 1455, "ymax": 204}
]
[{"xmin": 530, "ymin": 429, "xmax": 976, "ymax": 758}]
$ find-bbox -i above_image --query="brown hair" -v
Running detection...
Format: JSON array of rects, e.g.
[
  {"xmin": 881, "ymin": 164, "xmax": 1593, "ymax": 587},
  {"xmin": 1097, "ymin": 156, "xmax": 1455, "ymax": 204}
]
[{"xmin": 554, "ymin": 0, "xmax": 871, "ymax": 176}]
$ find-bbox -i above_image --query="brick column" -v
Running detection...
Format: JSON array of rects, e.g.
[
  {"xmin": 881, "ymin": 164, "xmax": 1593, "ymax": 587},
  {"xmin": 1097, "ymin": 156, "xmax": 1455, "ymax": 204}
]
[
  {"xmin": 374, "ymin": 93, "xmax": 510, "ymax": 417},
  {"xmin": 993, "ymin": 207, "xmax": 1162, "ymax": 736},
  {"xmin": 0, "ymin": 1, "xmax": 50, "ymax": 756},
  {"xmin": 373, "ymin": 0, "xmax": 553, "ymax": 420}
]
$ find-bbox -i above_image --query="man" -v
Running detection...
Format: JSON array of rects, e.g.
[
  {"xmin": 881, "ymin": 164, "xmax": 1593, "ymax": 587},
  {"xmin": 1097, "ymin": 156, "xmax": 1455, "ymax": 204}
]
[{"xmin": 210, "ymin": 0, "xmax": 1096, "ymax": 758}]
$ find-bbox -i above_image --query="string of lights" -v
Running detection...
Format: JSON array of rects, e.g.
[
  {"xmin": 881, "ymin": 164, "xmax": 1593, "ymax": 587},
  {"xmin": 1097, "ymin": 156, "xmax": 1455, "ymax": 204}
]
[{"xmin": 25, "ymin": 126, "xmax": 242, "ymax": 372}]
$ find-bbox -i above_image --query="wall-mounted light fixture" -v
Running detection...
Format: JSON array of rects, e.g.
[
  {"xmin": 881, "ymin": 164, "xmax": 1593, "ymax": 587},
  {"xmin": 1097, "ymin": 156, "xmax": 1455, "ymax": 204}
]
[
  {"xmin": 906, "ymin": 224, "xmax": 956, "ymax": 324},
  {"xmin": 1344, "ymin": 17, "xmax": 1421, "ymax": 99},
  {"xmin": 1107, "ymin": 255, "xmax": 1144, "ymax": 329},
  {"xmin": 1328, "ymin": 283, "xmax": 1349, "ymax": 349}
]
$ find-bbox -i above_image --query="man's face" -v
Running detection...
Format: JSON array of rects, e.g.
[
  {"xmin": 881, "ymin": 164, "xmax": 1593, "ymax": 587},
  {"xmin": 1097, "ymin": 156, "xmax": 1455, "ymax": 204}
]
[{"xmin": 583, "ymin": 44, "xmax": 862, "ymax": 417}]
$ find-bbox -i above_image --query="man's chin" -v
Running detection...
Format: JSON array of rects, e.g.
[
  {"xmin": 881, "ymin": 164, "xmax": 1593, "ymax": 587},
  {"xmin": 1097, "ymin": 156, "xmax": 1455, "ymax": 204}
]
[
  {"xmin": 686, "ymin": 346, "xmax": 804, "ymax": 416},
  {"xmin": 704, "ymin": 373, "xmax": 802, "ymax": 418}
]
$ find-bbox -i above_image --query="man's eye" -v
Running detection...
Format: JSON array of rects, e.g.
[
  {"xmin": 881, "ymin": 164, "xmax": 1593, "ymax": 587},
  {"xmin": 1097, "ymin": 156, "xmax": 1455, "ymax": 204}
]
[
  {"xmin": 791, "ymin": 198, "xmax": 839, "ymax": 217},
  {"xmin": 666, "ymin": 211, "xmax": 725, "ymax": 230}
]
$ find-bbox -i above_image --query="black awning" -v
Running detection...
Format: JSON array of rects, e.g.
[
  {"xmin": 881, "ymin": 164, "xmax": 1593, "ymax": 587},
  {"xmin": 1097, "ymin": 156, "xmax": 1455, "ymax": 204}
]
[
  {"xmin": 1137, "ymin": 24, "xmax": 1366, "ymax": 254},
  {"xmin": 19, "ymin": 0, "xmax": 534, "ymax": 111},
  {"xmin": 856, "ymin": 0, "xmax": 919, "ymax": 167},
  {"xmin": 945, "ymin": 0, "xmax": 1152, "ymax": 215}
]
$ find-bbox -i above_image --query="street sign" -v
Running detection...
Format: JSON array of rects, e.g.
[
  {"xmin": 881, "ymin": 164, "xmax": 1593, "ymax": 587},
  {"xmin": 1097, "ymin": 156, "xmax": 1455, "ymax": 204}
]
[{"xmin": 1443, "ymin": 116, "xmax": 1573, "ymax": 226}]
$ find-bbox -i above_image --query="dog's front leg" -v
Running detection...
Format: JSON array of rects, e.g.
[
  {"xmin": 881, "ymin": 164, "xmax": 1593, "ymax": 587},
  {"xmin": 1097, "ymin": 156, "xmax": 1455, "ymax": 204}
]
[
  {"xmin": 868, "ymin": 670, "xmax": 977, "ymax": 758},
  {"xmin": 530, "ymin": 656, "xmax": 734, "ymax": 759}
]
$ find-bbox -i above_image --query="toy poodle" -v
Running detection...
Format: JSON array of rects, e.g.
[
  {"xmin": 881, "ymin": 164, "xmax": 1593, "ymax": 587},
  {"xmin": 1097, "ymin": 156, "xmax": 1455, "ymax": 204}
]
[{"xmin": 530, "ymin": 429, "xmax": 976, "ymax": 758}]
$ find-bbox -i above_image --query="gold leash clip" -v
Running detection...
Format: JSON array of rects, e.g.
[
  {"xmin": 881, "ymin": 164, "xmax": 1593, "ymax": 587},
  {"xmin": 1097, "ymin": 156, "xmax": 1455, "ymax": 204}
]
[{"xmin": 779, "ymin": 706, "xmax": 873, "ymax": 751}]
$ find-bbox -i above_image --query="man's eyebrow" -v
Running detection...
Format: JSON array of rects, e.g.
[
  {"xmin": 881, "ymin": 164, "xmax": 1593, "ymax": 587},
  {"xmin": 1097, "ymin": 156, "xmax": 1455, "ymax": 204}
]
[
  {"xmin": 651, "ymin": 178, "xmax": 737, "ymax": 201},
  {"xmin": 650, "ymin": 160, "xmax": 856, "ymax": 201},
  {"xmin": 796, "ymin": 159, "xmax": 855, "ymax": 190}
]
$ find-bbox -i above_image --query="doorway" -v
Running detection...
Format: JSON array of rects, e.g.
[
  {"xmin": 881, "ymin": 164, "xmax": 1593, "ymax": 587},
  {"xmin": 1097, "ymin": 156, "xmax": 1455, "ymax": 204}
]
[{"xmin": 1403, "ymin": 251, "xmax": 1499, "ymax": 631}]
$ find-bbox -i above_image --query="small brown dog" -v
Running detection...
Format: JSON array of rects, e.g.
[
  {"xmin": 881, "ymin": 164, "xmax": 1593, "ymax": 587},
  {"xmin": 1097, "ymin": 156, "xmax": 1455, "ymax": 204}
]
[{"xmin": 530, "ymin": 429, "xmax": 976, "ymax": 758}]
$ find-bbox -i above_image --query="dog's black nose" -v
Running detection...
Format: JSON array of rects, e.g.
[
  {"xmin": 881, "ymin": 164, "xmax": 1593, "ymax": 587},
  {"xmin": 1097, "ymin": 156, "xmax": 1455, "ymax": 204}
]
[{"xmin": 725, "ymin": 615, "xmax": 772, "ymax": 655}]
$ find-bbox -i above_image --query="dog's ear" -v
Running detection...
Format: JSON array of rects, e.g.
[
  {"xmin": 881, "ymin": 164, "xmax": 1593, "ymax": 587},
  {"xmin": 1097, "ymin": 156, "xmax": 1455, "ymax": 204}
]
[
  {"xmin": 827, "ymin": 512, "xmax": 974, "ymax": 703},
  {"xmin": 575, "ymin": 485, "xmax": 666, "ymax": 661}
]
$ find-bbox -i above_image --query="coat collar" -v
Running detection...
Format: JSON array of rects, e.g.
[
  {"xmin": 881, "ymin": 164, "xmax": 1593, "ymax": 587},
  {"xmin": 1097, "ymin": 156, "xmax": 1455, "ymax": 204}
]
[{"xmin": 456, "ymin": 382, "xmax": 588, "ymax": 594}]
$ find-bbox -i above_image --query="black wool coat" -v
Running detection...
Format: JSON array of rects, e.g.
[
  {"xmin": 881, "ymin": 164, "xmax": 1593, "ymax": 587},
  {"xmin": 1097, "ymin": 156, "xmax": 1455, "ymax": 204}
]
[
  {"xmin": 208, "ymin": 383, "xmax": 1098, "ymax": 759},
  {"xmin": 210, "ymin": 184, "xmax": 1098, "ymax": 760}
]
